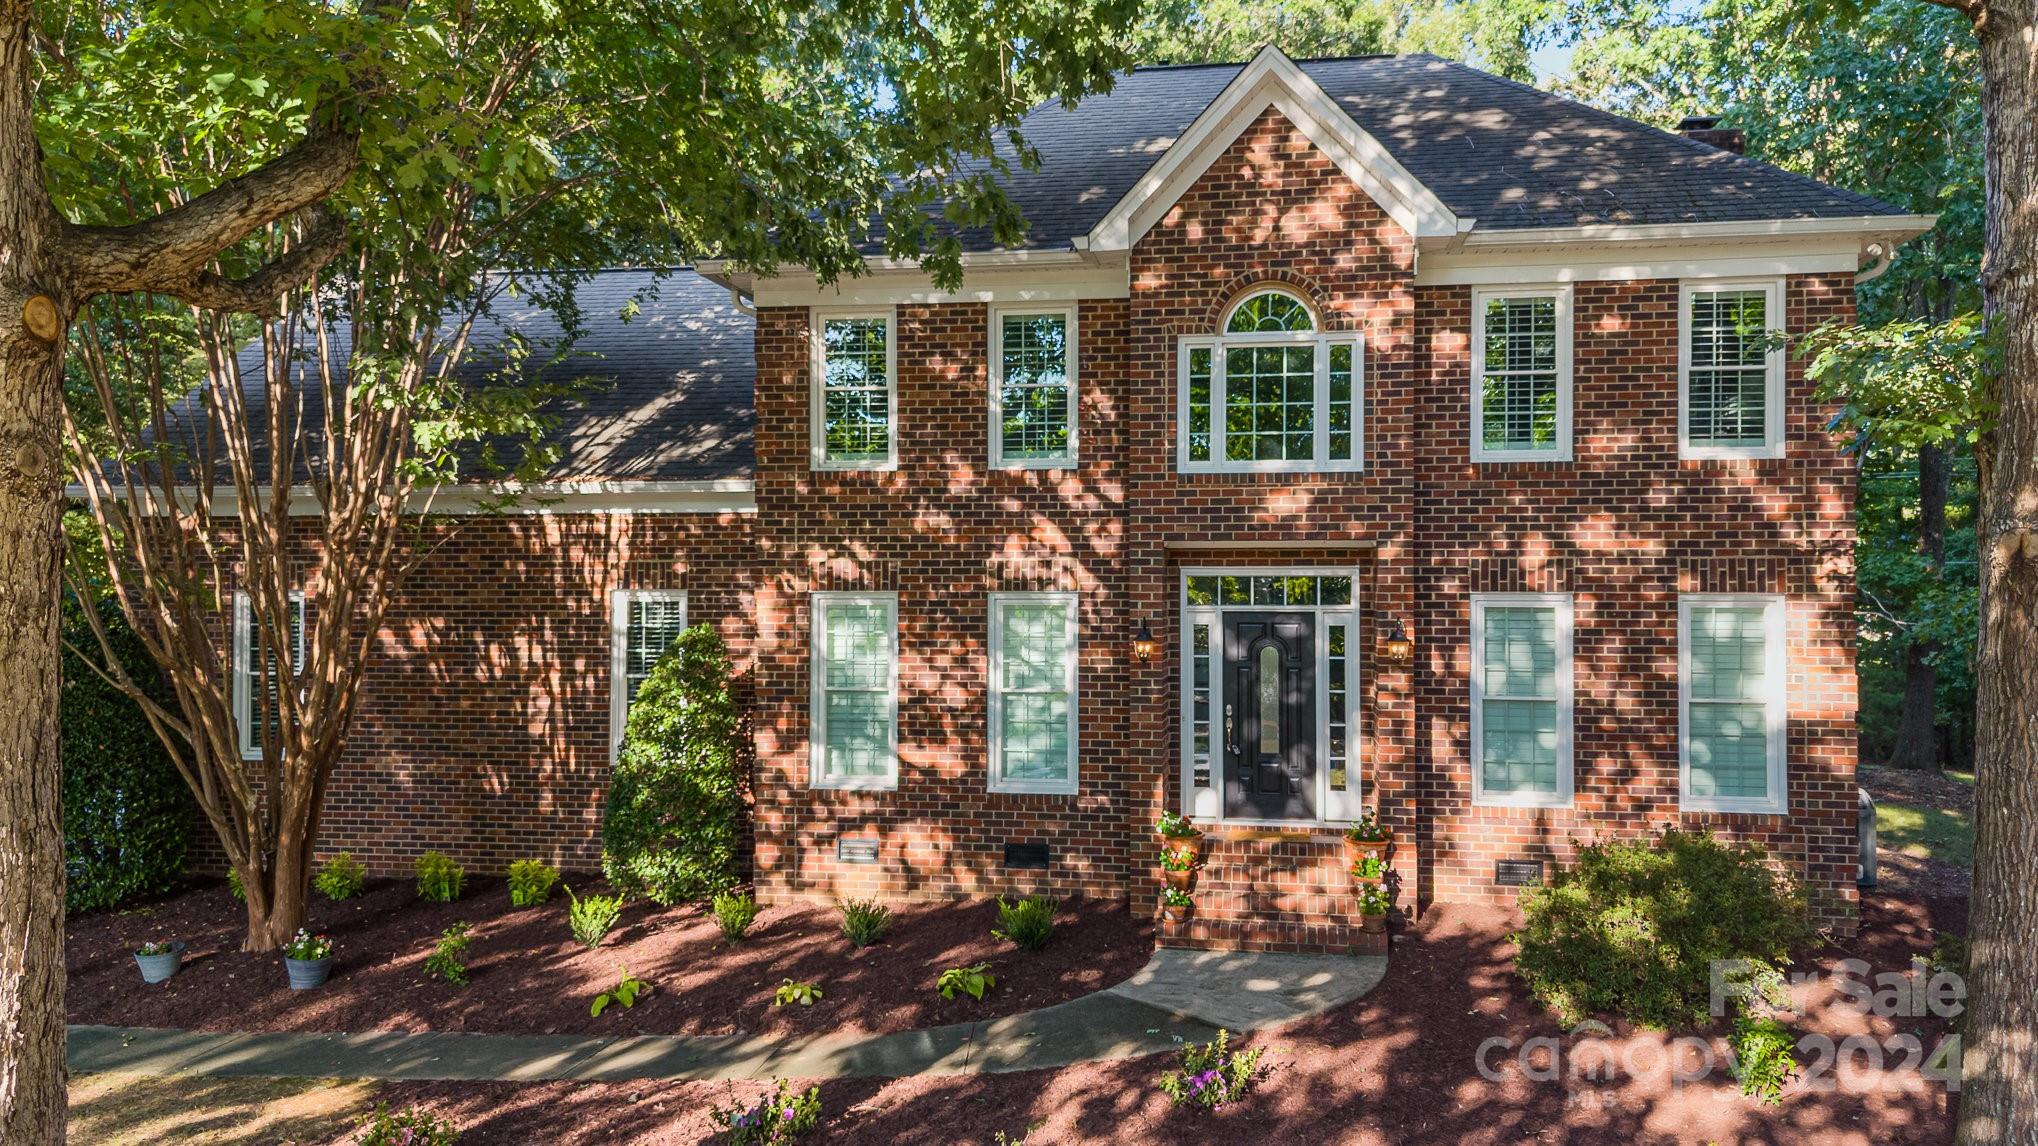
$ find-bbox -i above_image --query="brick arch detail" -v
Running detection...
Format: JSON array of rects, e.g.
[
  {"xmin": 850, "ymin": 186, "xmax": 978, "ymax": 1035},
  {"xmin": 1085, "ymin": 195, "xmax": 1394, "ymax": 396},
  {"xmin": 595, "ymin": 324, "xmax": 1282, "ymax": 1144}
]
[{"xmin": 1203, "ymin": 270, "xmax": 1351, "ymax": 333}]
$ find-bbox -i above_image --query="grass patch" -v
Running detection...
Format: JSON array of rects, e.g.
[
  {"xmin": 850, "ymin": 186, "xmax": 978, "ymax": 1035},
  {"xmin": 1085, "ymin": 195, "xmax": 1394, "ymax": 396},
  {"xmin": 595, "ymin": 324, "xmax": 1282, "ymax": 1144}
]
[
  {"xmin": 1877, "ymin": 801, "xmax": 1974, "ymax": 868},
  {"xmin": 69, "ymin": 1071, "xmax": 373, "ymax": 1144}
]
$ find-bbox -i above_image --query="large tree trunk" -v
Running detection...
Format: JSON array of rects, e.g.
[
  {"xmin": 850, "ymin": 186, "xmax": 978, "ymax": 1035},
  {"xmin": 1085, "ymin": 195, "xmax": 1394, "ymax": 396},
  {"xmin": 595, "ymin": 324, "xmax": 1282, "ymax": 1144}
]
[
  {"xmin": 0, "ymin": 4, "xmax": 70, "ymax": 1141},
  {"xmin": 1960, "ymin": 0, "xmax": 2038, "ymax": 1138},
  {"xmin": 1890, "ymin": 441, "xmax": 1950, "ymax": 769}
]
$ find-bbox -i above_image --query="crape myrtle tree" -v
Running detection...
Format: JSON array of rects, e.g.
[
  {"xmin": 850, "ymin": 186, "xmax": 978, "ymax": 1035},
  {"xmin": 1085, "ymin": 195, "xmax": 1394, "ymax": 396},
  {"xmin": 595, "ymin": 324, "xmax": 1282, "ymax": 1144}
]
[{"xmin": 3, "ymin": 0, "xmax": 1135, "ymax": 1140}]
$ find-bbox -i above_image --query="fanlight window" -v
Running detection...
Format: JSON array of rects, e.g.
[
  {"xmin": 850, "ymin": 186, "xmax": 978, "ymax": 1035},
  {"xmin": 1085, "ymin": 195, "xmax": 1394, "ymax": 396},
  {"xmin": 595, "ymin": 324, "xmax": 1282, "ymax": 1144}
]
[{"xmin": 1179, "ymin": 289, "xmax": 1363, "ymax": 472}]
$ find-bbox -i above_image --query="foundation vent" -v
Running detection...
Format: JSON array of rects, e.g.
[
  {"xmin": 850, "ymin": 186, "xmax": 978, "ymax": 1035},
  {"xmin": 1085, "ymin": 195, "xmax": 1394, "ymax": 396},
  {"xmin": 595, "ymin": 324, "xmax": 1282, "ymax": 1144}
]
[{"xmin": 1003, "ymin": 842, "xmax": 1051, "ymax": 870}]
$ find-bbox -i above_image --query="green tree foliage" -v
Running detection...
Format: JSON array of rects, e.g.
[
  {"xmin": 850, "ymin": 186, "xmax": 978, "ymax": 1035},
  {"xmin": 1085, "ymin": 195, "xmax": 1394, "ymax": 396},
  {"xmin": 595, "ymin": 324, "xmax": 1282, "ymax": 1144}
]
[
  {"xmin": 1130, "ymin": 0, "xmax": 1558, "ymax": 79},
  {"xmin": 602, "ymin": 625, "xmax": 745, "ymax": 906},
  {"xmin": 59, "ymin": 592, "xmax": 193, "ymax": 914}
]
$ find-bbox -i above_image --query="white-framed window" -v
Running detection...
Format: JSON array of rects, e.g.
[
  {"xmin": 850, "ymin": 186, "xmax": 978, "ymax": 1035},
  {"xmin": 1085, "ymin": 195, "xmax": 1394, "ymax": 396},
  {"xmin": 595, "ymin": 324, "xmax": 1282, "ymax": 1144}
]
[
  {"xmin": 1177, "ymin": 288, "xmax": 1364, "ymax": 473},
  {"xmin": 1471, "ymin": 286, "xmax": 1572, "ymax": 461},
  {"xmin": 811, "ymin": 308, "xmax": 897, "ymax": 470},
  {"xmin": 987, "ymin": 592, "xmax": 1079, "ymax": 794},
  {"xmin": 810, "ymin": 592, "xmax": 899, "ymax": 790},
  {"xmin": 1679, "ymin": 594, "xmax": 1788, "ymax": 814},
  {"xmin": 609, "ymin": 589, "xmax": 689, "ymax": 757},
  {"xmin": 990, "ymin": 305, "xmax": 1077, "ymax": 468},
  {"xmin": 231, "ymin": 590, "xmax": 306, "ymax": 761},
  {"xmin": 1469, "ymin": 593, "xmax": 1574, "ymax": 807},
  {"xmin": 1679, "ymin": 279, "xmax": 1785, "ymax": 459}
]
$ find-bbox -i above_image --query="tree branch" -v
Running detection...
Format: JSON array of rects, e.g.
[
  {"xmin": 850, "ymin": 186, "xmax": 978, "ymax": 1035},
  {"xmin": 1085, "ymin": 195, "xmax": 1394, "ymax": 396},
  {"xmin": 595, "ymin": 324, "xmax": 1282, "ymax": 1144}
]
[
  {"xmin": 64, "ymin": 127, "xmax": 359, "ymax": 299},
  {"xmin": 157, "ymin": 207, "xmax": 350, "ymax": 314}
]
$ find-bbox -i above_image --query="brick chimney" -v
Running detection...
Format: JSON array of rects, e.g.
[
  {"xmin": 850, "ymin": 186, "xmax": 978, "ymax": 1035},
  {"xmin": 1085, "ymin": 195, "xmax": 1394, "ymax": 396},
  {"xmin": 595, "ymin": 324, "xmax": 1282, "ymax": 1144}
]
[{"xmin": 1677, "ymin": 115, "xmax": 1746, "ymax": 154}]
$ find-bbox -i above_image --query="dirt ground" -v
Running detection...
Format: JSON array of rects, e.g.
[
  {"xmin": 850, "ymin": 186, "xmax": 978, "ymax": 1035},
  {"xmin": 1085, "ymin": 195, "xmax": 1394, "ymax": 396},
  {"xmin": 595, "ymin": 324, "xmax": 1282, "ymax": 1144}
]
[
  {"xmin": 1860, "ymin": 765, "xmax": 1975, "ymax": 898},
  {"xmin": 68, "ymin": 1072, "xmax": 371, "ymax": 1145},
  {"xmin": 350, "ymin": 893, "xmax": 1965, "ymax": 1145},
  {"xmin": 67, "ymin": 878, "xmax": 1149, "ymax": 1039}
]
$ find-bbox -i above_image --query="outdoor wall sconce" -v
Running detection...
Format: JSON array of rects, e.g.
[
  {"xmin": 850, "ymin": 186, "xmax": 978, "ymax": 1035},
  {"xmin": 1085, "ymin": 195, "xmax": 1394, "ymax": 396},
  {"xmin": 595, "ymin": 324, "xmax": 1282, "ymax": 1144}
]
[
  {"xmin": 1379, "ymin": 619, "xmax": 1414, "ymax": 666},
  {"xmin": 1132, "ymin": 619, "xmax": 1158, "ymax": 662}
]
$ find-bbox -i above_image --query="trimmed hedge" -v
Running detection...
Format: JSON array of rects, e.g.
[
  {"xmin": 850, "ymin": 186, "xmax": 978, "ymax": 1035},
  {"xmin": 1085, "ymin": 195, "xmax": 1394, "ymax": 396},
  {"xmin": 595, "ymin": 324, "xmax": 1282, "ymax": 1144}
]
[
  {"xmin": 1512, "ymin": 830, "xmax": 1812, "ymax": 1029},
  {"xmin": 601, "ymin": 624, "xmax": 745, "ymax": 905},
  {"xmin": 61, "ymin": 592, "xmax": 194, "ymax": 914}
]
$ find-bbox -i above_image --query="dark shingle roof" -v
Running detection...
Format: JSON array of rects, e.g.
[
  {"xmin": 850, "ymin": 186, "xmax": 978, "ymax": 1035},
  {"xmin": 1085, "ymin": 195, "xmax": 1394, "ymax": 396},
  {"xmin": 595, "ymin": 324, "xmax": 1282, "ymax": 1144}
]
[{"xmin": 962, "ymin": 53, "xmax": 1908, "ymax": 249}]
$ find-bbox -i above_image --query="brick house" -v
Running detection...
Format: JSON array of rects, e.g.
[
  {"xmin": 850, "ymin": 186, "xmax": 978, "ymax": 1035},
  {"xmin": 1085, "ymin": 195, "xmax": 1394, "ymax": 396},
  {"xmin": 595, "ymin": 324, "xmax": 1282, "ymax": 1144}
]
[{"xmin": 226, "ymin": 48, "xmax": 1933, "ymax": 953}]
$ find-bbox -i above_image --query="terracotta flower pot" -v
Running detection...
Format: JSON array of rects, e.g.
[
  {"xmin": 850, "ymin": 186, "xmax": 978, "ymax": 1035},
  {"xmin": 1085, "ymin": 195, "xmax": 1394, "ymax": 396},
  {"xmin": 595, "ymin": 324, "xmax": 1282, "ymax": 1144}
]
[
  {"xmin": 1160, "ymin": 902, "xmax": 1191, "ymax": 925},
  {"xmin": 1163, "ymin": 866, "xmax": 1195, "ymax": 893},
  {"xmin": 1359, "ymin": 911, "xmax": 1388, "ymax": 935},
  {"xmin": 1343, "ymin": 830, "xmax": 1393, "ymax": 866},
  {"xmin": 1160, "ymin": 832, "xmax": 1203, "ymax": 866}
]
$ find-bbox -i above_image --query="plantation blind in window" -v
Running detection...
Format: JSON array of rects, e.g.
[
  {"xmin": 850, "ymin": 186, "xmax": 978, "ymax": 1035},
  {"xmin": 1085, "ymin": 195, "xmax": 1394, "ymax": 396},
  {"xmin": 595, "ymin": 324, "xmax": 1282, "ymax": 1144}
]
[
  {"xmin": 610, "ymin": 590, "xmax": 689, "ymax": 753},
  {"xmin": 994, "ymin": 310, "xmax": 1074, "ymax": 465},
  {"xmin": 811, "ymin": 594, "xmax": 898, "ymax": 788},
  {"xmin": 233, "ymin": 591, "xmax": 306, "ymax": 760},
  {"xmin": 1471, "ymin": 595, "xmax": 1572, "ymax": 807},
  {"xmin": 1683, "ymin": 284, "xmax": 1780, "ymax": 454},
  {"xmin": 1475, "ymin": 292, "xmax": 1565, "ymax": 457},
  {"xmin": 1682, "ymin": 599, "xmax": 1784, "ymax": 811},
  {"xmin": 990, "ymin": 594, "xmax": 1078, "ymax": 793}
]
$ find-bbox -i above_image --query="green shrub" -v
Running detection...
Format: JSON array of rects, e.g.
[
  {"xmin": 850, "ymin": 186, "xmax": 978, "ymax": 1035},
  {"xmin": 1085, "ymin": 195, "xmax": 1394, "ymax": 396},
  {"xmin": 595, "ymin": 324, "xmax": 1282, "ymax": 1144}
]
[
  {"xmin": 227, "ymin": 868, "xmax": 246, "ymax": 902},
  {"xmin": 774, "ymin": 979, "xmax": 823, "ymax": 1006},
  {"xmin": 354, "ymin": 1103, "xmax": 459, "ymax": 1146},
  {"xmin": 1512, "ymin": 830, "xmax": 1812, "ymax": 1029},
  {"xmin": 1157, "ymin": 1028, "xmax": 1264, "ymax": 1110},
  {"xmin": 936, "ymin": 962, "xmax": 996, "ymax": 1000},
  {"xmin": 423, "ymin": 923, "xmax": 473, "ymax": 986},
  {"xmin": 60, "ymin": 591, "xmax": 194, "ymax": 914},
  {"xmin": 1729, "ymin": 1015, "xmax": 1800, "ymax": 1104},
  {"xmin": 415, "ymin": 851, "xmax": 465, "ymax": 902},
  {"xmin": 565, "ymin": 885, "xmax": 624, "ymax": 948},
  {"xmin": 838, "ymin": 898, "xmax": 892, "ymax": 947},
  {"xmin": 590, "ymin": 966, "xmax": 645, "ymax": 1017},
  {"xmin": 315, "ymin": 853, "xmax": 367, "ymax": 901},
  {"xmin": 712, "ymin": 1079, "xmax": 822, "ymax": 1144},
  {"xmin": 713, "ymin": 889, "xmax": 761, "ymax": 941},
  {"xmin": 601, "ymin": 625, "xmax": 746, "ymax": 906},
  {"xmin": 992, "ymin": 895, "xmax": 1058, "ymax": 951},
  {"xmin": 507, "ymin": 860, "xmax": 559, "ymax": 907}
]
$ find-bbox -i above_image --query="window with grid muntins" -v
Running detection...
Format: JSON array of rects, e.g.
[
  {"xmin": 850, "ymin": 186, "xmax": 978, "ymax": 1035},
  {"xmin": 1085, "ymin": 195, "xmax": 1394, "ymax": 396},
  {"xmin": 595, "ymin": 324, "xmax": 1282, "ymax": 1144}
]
[
  {"xmin": 1686, "ymin": 605, "xmax": 1774, "ymax": 800},
  {"xmin": 1225, "ymin": 343, "xmax": 1316, "ymax": 461},
  {"xmin": 820, "ymin": 316, "xmax": 890, "ymax": 462},
  {"xmin": 1479, "ymin": 606, "xmax": 1561, "ymax": 795},
  {"xmin": 815, "ymin": 598, "xmax": 895, "ymax": 784},
  {"xmin": 991, "ymin": 597, "xmax": 1075, "ymax": 789},
  {"xmin": 998, "ymin": 313, "xmax": 1071, "ymax": 461},
  {"xmin": 1686, "ymin": 290, "xmax": 1772, "ymax": 448},
  {"xmin": 1480, "ymin": 296, "xmax": 1560, "ymax": 451},
  {"xmin": 1180, "ymin": 289, "xmax": 1361, "ymax": 471}
]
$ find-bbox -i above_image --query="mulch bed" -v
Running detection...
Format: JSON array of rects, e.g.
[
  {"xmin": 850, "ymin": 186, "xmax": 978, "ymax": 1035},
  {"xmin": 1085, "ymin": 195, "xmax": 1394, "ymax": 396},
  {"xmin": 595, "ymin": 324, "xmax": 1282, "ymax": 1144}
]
[
  {"xmin": 66, "ymin": 878, "xmax": 1150, "ymax": 1039},
  {"xmin": 1859, "ymin": 765, "xmax": 1975, "ymax": 899},
  {"xmin": 356, "ymin": 893, "xmax": 1966, "ymax": 1145}
]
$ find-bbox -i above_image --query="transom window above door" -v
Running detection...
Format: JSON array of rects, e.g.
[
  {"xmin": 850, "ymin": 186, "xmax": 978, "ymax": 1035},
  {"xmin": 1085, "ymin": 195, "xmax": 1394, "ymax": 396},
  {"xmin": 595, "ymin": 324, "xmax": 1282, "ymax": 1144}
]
[{"xmin": 1178, "ymin": 288, "xmax": 1364, "ymax": 473}]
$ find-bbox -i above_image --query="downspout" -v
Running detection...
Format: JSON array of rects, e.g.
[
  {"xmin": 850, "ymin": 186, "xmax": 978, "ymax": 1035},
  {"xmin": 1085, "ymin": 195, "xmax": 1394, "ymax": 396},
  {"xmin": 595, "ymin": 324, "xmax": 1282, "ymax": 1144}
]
[
  {"xmin": 726, "ymin": 287, "xmax": 756, "ymax": 317},
  {"xmin": 1854, "ymin": 239, "xmax": 1897, "ymax": 286}
]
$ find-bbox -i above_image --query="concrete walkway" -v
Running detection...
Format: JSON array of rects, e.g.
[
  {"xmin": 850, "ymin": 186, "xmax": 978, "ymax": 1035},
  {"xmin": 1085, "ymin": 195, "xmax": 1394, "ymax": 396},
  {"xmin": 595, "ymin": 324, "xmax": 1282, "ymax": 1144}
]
[{"xmin": 68, "ymin": 948, "xmax": 1387, "ymax": 1084}]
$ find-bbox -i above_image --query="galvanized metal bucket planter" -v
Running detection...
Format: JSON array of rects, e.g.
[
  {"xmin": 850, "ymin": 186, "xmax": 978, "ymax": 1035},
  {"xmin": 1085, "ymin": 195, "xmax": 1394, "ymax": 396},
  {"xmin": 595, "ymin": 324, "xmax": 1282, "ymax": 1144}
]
[
  {"xmin": 133, "ymin": 941, "xmax": 186, "ymax": 984},
  {"xmin": 283, "ymin": 954, "xmax": 334, "ymax": 990}
]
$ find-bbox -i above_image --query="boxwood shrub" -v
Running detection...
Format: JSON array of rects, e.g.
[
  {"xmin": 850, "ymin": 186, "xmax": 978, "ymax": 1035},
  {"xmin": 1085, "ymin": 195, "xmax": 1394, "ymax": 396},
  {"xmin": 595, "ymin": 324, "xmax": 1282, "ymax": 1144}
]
[
  {"xmin": 601, "ymin": 624, "xmax": 745, "ymax": 905},
  {"xmin": 1512, "ymin": 830, "xmax": 1812, "ymax": 1029}
]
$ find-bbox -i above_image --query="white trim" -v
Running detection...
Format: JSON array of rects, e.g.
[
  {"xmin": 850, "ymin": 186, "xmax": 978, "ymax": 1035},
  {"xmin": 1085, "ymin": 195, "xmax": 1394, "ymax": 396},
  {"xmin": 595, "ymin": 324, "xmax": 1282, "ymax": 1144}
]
[
  {"xmin": 809, "ymin": 592, "xmax": 901, "ymax": 791},
  {"xmin": 1449, "ymin": 215, "xmax": 1938, "ymax": 247},
  {"xmin": 71, "ymin": 480, "xmax": 757, "ymax": 518},
  {"xmin": 1468, "ymin": 593, "xmax": 1575, "ymax": 809},
  {"xmin": 986, "ymin": 592, "xmax": 1081, "ymax": 795},
  {"xmin": 231, "ymin": 590, "xmax": 306, "ymax": 761},
  {"xmin": 988, "ymin": 304, "xmax": 1080, "ymax": 469},
  {"xmin": 1088, "ymin": 46, "xmax": 1462, "ymax": 251},
  {"xmin": 1678, "ymin": 594, "xmax": 1789, "ymax": 815},
  {"xmin": 810, "ymin": 307, "xmax": 899, "ymax": 472},
  {"xmin": 1414, "ymin": 245, "xmax": 1867, "ymax": 286},
  {"xmin": 1176, "ymin": 328, "xmax": 1365, "ymax": 474},
  {"xmin": 728, "ymin": 258, "xmax": 1130, "ymax": 309},
  {"xmin": 1678, "ymin": 278, "xmax": 1787, "ymax": 460},
  {"xmin": 609, "ymin": 589, "xmax": 689, "ymax": 760},
  {"xmin": 1177, "ymin": 567, "xmax": 1364, "ymax": 824},
  {"xmin": 1469, "ymin": 285, "xmax": 1573, "ymax": 463}
]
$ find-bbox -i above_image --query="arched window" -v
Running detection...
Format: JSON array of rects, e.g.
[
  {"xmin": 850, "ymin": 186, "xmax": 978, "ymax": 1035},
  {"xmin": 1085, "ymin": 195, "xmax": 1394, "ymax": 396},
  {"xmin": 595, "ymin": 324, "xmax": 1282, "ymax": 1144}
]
[{"xmin": 1181, "ymin": 288, "xmax": 1362, "ymax": 471}]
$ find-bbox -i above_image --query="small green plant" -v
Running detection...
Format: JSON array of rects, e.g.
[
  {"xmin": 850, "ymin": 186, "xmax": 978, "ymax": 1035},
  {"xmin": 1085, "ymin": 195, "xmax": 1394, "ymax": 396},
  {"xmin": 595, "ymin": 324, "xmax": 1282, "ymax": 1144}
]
[
  {"xmin": 1351, "ymin": 854, "xmax": 1387, "ymax": 881},
  {"xmin": 1157, "ymin": 1028, "xmax": 1264, "ymax": 1110},
  {"xmin": 936, "ymin": 962, "xmax": 997, "ymax": 1001},
  {"xmin": 226, "ymin": 868, "xmax": 245, "ymax": 902},
  {"xmin": 564, "ymin": 885, "xmax": 624, "ymax": 948},
  {"xmin": 1159, "ymin": 849, "xmax": 1194, "ymax": 873},
  {"xmin": 1356, "ymin": 885, "xmax": 1390, "ymax": 916},
  {"xmin": 713, "ymin": 889, "xmax": 761, "ymax": 942},
  {"xmin": 992, "ymin": 894, "xmax": 1058, "ymax": 951},
  {"xmin": 1344, "ymin": 808, "xmax": 1390, "ymax": 842},
  {"xmin": 711, "ymin": 1079, "xmax": 822, "ymax": 1144},
  {"xmin": 1729, "ymin": 1015, "xmax": 1800, "ymax": 1104},
  {"xmin": 354, "ymin": 1103, "xmax": 460, "ymax": 1146},
  {"xmin": 590, "ymin": 966, "xmax": 646, "ymax": 1017},
  {"xmin": 838, "ymin": 898, "xmax": 892, "ymax": 947},
  {"xmin": 415, "ymin": 851, "xmax": 465, "ymax": 902},
  {"xmin": 774, "ymin": 978, "xmax": 823, "ymax": 1006},
  {"xmin": 135, "ymin": 940, "xmax": 175, "ymax": 957},
  {"xmin": 1161, "ymin": 886, "xmax": 1193, "ymax": 908},
  {"xmin": 314, "ymin": 853, "xmax": 367, "ymax": 901},
  {"xmin": 507, "ymin": 860, "xmax": 559, "ymax": 907},
  {"xmin": 1930, "ymin": 931, "xmax": 1970, "ymax": 977},
  {"xmin": 282, "ymin": 928, "xmax": 332, "ymax": 962},
  {"xmin": 1156, "ymin": 810, "xmax": 1199, "ymax": 839},
  {"xmin": 424, "ymin": 922, "xmax": 473, "ymax": 986}
]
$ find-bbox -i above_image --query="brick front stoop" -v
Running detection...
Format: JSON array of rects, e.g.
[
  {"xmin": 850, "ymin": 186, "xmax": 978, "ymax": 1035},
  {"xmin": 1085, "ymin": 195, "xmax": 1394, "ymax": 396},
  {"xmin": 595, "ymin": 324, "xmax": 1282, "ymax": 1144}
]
[{"xmin": 1158, "ymin": 828, "xmax": 1391, "ymax": 957}]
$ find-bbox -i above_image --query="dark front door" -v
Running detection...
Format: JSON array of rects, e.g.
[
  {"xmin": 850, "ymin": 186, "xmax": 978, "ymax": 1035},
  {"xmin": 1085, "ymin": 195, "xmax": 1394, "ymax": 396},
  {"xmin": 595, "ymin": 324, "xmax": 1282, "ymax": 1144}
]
[{"xmin": 1222, "ymin": 612, "xmax": 1316, "ymax": 820}]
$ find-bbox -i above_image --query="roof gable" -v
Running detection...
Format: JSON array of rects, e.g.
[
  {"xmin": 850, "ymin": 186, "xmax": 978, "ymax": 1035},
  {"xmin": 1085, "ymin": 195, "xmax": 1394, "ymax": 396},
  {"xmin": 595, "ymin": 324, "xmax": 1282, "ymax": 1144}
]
[{"xmin": 1086, "ymin": 46, "xmax": 1464, "ymax": 251}]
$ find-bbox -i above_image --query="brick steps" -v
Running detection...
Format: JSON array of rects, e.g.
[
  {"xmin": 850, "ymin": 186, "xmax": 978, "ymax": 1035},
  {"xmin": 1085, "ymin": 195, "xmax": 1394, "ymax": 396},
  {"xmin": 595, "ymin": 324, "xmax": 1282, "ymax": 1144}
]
[{"xmin": 1153, "ymin": 828, "xmax": 1392, "ymax": 956}]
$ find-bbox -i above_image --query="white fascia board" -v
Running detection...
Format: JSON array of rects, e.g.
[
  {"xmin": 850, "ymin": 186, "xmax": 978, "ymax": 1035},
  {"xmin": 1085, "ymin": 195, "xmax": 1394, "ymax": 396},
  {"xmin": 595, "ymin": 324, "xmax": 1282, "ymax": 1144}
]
[
  {"xmin": 1414, "ymin": 240, "xmax": 1868, "ymax": 286},
  {"xmin": 1447, "ymin": 214, "xmax": 1939, "ymax": 248},
  {"xmin": 750, "ymin": 255, "xmax": 1129, "ymax": 308},
  {"xmin": 67, "ymin": 479, "xmax": 757, "ymax": 518},
  {"xmin": 1087, "ymin": 45, "xmax": 1461, "ymax": 251}
]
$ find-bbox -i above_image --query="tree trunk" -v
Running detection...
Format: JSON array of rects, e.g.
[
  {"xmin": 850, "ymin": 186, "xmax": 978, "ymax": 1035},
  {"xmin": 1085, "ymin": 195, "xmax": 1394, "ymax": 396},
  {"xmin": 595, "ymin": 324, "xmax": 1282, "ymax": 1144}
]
[
  {"xmin": 1890, "ymin": 442, "xmax": 1950, "ymax": 769},
  {"xmin": 1960, "ymin": 0, "xmax": 2038, "ymax": 1138}
]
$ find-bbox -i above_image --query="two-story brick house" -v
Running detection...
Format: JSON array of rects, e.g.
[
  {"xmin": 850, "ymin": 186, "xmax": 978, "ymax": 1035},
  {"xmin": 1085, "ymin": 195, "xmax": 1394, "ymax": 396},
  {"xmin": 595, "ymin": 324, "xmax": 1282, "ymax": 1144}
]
[{"xmin": 233, "ymin": 48, "xmax": 1931, "ymax": 953}]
